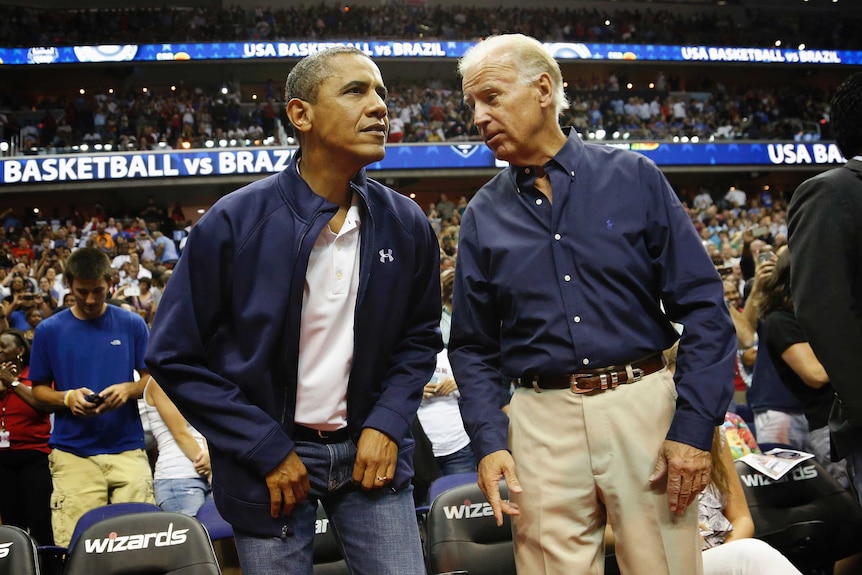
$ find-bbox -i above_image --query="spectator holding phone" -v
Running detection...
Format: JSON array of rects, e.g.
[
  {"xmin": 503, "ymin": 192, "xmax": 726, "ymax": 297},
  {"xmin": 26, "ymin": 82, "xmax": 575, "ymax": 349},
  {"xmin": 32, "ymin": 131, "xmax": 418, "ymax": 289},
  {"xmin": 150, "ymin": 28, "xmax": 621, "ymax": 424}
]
[
  {"xmin": 757, "ymin": 249, "xmax": 848, "ymax": 487},
  {"xmin": 29, "ymin": 247, "xmax": 155, "ymax": 547},
  {"xmin": 135, "ymin": 230, "xmax": 156, "ymax": 264},
  {"xmin": 4, "ymin": 285, "xmax": 50, "ymax": 332}
]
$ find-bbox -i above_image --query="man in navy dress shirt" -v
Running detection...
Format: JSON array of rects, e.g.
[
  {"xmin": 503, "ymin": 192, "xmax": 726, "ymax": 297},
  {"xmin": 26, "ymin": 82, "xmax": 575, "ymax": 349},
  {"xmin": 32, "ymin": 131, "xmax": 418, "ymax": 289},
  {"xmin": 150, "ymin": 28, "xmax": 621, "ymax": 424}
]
[{"xmin": 450, "ymin": 34, "xmax": 735, "ymax": 575}]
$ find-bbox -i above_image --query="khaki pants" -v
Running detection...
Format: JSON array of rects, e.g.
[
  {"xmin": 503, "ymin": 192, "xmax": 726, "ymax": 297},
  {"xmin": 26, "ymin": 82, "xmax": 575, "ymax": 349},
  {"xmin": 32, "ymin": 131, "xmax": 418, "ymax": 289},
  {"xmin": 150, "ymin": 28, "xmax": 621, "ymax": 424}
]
[
  {"xmin": 48, "ymin": 448, "xmax": 155, "ymax": 547},
  {"xmin": 508, "ymin": 368, "xmax": 702, "ymax": 575}
]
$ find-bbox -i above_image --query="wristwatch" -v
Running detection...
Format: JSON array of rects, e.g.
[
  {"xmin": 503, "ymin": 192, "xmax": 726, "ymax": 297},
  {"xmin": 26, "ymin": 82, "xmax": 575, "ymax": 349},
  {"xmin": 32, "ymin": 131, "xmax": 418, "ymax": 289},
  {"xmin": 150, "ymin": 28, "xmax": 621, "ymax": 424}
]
[{"xmin": 9, "ymin": 380, "xmax": 20, "ymax": 389}]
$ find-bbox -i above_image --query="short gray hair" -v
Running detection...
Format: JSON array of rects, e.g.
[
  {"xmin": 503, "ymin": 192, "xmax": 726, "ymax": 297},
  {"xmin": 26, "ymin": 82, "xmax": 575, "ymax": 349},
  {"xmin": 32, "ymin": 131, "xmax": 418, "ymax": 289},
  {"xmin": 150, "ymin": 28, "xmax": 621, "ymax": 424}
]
[
  {"xmin": 285, "ymin": 46, "xmax": 370, "ymax": 104},
  {"xmin": 458, "ymin": 34, "xmax": 569, "ymax": 117}
]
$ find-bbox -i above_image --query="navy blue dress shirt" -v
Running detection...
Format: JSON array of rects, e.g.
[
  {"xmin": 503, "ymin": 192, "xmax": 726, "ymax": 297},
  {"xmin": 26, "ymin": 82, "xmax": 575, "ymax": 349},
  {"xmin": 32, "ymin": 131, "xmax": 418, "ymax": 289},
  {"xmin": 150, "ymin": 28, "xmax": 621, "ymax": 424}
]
[{"xmin": 449, "ymin": 130, "xmax": 735, "ymax": 457}]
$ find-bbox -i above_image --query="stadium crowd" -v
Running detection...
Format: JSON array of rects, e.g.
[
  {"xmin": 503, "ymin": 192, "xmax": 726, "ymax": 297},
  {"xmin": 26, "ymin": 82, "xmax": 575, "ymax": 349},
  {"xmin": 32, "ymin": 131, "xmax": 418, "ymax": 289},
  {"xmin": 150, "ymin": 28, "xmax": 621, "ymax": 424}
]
[
  {"xmin": 1, "ymin": 76, "xmax": 832, "ymax": 154},
  {"xmin": 0, "ymin": 2, "xmax": 860, "ymax": 50},
  {"xmin": 1, "ymin": 2, "xmax": 846, "ymax": 153}
]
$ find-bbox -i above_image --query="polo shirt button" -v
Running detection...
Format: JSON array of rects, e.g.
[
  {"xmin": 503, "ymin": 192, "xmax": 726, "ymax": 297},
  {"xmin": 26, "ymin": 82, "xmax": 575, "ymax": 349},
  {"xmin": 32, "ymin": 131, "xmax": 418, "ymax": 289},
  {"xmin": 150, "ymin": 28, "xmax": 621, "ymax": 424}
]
[
  {"xmin": 582, "ymin": 358, "xmax": 590, "ymax": 365},
  {"xmin": 564, "ymin": 274, "xmax": 571, "ymax": 282},
  {"xmin": 536, "ymin": 198, "xmax": 543, "ymax": 206},
  {"xmin": 554, "ymin": 233, "xmax": 561, "ymax": 240},
  {"xmin": 573, "ymin": 315, "xmax": 581, "ymax": 323}
]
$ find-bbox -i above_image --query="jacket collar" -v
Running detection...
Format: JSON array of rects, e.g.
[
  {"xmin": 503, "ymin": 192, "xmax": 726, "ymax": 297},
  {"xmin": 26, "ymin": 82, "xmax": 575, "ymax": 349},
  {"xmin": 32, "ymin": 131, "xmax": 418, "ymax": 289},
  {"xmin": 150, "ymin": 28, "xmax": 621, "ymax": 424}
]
[{"xmin": 276, "ymin": 150, "xmax": 372, "ymax": 221}]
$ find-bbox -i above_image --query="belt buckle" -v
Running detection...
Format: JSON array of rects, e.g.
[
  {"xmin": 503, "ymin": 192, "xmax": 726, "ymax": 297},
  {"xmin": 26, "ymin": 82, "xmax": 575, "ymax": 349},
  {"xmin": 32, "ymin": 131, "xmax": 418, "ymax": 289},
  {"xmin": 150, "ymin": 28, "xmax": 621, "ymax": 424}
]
[
  {"xmin": 571, "ymin": 370, "xmax": 624, "ymax": 394},
  {"xmin": 570, "ymin": 373, "xmax": 596, "ymax": 393}
]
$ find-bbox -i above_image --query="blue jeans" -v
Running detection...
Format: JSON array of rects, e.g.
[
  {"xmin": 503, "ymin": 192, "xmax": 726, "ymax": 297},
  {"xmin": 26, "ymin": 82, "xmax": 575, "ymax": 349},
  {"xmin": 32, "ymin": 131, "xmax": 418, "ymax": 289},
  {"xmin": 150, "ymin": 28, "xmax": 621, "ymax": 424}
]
[
  {"xmin": 436, "ymin": 444, "xmax": 477, "ymax": 476},
  {"xmin": 234, "ymin": 439, "xmax": 424, "ymax": 575},
  {"xmin": 154, "ymin": 476, "xmax": 212, "ymax": 516}
]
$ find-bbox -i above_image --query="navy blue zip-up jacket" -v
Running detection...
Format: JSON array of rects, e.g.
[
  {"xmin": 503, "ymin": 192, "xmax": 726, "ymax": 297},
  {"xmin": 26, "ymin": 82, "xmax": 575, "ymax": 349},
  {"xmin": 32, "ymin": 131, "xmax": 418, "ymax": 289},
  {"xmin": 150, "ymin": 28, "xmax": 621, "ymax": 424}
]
[{"xmin": 145, "ymin": 154, "xmax": 442, "ymax": 537}]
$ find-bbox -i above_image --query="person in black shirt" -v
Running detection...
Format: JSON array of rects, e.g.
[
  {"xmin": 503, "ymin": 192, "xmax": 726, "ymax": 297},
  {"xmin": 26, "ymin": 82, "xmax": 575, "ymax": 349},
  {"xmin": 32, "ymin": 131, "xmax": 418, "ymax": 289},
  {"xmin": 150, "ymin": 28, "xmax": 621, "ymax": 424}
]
[{"xmin": 758, "ymin": 248, "xmax": 848, "ymax": 487}]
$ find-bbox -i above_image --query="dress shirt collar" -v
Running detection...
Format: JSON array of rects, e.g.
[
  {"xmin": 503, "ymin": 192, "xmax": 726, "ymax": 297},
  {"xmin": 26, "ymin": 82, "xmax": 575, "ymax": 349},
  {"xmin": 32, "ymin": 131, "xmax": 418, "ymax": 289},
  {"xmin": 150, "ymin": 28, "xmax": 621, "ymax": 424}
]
[{"xmin": 512, "ymin": 127, "xmax": 582, "ymax": 189}]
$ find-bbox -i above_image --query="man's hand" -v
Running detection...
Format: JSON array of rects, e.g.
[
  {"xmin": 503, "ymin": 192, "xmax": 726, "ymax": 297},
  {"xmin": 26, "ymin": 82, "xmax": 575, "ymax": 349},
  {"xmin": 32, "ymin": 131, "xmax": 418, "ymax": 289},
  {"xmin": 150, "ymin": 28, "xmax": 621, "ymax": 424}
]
[
  {"xmin": 265, "ymin": 451, "xmax": 310, "ymax": 518},
  {"xmin": 649, "ymin": 440, "xmax": 711, "ymax": 516},
  {"xmin": 94, "ymin": 381, "xmax": 137, "ymax": 414},
  {"xmin": 66, "ymin": 388, "xmax": 102, "ymax": 417},
  {"xmin": 477, "ymin": 450, "xmax": 522, "ymax": 526},
  {"xmin": 352, "ymin": 428, "xmax": 397, "ymax": 490},
  {"xmin": 434, "ymin": 377, "xmax": 458, "ymax": 397}
]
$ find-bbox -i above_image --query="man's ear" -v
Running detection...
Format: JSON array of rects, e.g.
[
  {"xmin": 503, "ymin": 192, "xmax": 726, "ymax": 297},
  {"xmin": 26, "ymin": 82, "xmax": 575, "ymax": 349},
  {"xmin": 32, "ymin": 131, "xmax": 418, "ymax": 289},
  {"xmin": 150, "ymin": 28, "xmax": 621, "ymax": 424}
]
[
  {"xmin": 286, "ymin": 98, "xmax": 312, "ymax": 135},
  {"xmin": 536, "ymin": 73, "xmax": 555, "ymax": 110}
]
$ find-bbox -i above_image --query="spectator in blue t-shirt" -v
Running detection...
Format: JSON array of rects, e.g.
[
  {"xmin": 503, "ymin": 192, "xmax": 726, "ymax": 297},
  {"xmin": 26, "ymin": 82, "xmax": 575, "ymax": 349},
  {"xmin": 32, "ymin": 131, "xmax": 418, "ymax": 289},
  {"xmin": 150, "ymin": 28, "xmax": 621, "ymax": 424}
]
[
  {"xmin": 151, "ymin": 230, "xmax": 179, "ymax": 268},
  {"xmin": 29, "ymin": 248, "xmax": 155, "ymax": 547}
]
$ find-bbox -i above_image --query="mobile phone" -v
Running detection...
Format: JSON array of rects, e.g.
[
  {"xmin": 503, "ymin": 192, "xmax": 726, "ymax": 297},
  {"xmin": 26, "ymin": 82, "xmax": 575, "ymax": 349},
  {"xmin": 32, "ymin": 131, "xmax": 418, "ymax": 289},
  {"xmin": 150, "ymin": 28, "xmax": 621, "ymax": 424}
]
[
  {"xmin": 751, "ymin": 225, "xmax": 769, "ymax": 238},
  {"xmin": 84, "ymin": 393, "xmax": 104, "ymax": 405},
  {"xmin": 757, "ymin": 251, "xmax": 773, "ymax": 264}
]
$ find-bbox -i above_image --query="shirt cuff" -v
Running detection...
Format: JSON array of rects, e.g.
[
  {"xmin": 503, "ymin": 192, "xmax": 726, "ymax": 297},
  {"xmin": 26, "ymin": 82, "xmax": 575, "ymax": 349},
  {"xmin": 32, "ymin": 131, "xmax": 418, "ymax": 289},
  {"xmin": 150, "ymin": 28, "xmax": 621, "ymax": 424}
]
[{"xmin": 666, "ymin": 410, "xmax": 718, "ymax": 453}]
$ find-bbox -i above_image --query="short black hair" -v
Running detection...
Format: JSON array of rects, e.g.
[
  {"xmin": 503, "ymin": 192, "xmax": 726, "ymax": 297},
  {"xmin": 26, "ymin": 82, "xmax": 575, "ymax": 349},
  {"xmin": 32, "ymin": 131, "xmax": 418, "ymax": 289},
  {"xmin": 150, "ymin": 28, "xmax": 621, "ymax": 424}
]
[
  {"xmin": 832, "ymin": 72, "xmax": 862, "ymax": 158},
  {"xmin": 285, "ymin": 46, "xmax": 370, "ymax": 105}
]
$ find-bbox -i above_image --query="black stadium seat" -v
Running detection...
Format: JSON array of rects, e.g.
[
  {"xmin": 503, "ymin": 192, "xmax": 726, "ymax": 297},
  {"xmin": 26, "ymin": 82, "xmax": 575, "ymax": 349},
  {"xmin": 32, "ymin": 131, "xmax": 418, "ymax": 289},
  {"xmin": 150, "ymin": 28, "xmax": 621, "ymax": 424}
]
[
  {"xmin": 425, "ymin": 479, "xmax": 516, "ymax": 575},
  {"xmin": 61, "ymin": 511, "xmax": 221, "ymax": 574},
  {"xmin": 735, "ymin": 457, "xmax": 862, "ymax": 572},
  {"xmin": 0, "ymin": 525, "xmax": 41, "ymax": 575}
]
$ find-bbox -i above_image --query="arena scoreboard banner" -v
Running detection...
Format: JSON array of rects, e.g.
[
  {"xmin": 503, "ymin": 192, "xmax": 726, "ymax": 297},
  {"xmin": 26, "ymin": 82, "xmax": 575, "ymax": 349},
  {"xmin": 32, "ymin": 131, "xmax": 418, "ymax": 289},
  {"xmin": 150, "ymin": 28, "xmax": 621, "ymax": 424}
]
[
  {"xmin": 0, "ymin": 41, "xmax": 858, "ymax": 66},
  {"xmin": 0, "ymin": 142, "xmax": 847, "ymax": 186}
]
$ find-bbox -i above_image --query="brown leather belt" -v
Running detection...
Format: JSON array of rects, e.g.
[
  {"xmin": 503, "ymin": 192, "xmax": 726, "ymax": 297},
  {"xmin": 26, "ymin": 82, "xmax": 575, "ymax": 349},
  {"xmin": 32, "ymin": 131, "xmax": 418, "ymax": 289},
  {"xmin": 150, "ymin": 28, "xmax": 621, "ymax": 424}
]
[{"xmin": 515, "ymin": 352, "xmax": 666, "ymax": 394}]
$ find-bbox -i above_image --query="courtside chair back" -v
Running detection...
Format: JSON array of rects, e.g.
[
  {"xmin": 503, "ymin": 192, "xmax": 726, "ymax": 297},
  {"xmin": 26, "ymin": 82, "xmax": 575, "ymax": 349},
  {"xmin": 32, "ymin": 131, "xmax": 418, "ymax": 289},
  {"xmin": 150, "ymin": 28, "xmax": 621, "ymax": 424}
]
[
  {"xmin": 0, "ymin": 524, "xmax": 41, "ymax": 575},
  {"xmin": 425, "ymin": 479, "xmax": 516, "ymax": 575},
  {"xmin": 735, "ymin": 457, "xmax": 862, "ymax": 572},
  {"xmin": 62, "ymin": 511, "xmax": 221, "ymax": 575}
]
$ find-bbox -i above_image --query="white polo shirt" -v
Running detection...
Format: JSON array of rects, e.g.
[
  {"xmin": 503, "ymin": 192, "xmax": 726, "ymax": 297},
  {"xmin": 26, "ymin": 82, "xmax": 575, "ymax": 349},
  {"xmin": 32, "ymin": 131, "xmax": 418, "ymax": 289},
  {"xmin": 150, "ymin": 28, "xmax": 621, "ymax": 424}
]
[{"xmin": 294, "ymin": 198, "xmax": 362, "ymax": 431}]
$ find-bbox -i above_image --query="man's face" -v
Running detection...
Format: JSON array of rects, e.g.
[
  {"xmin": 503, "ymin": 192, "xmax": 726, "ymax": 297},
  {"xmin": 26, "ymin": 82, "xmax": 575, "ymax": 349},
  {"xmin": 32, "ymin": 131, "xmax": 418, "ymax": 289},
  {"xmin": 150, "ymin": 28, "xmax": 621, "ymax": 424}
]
[
  {"xmin": 300, "ymin": 54, "xmax": 389, "ymax": 171},
  {"xmin": 69, "ymin": 277, "xmax": 108, "ymax": 320},
  {"xmin": 462, "ymin": 49, "xmax": 549, "ymax": 165}
]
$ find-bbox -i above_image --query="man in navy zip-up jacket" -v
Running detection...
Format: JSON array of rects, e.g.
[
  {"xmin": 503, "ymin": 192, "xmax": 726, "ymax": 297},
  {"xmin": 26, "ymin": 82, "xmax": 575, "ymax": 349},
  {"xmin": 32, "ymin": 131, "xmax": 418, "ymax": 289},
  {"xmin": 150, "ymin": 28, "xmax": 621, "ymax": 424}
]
[{"xmin": 146, "ymin": 47, "xmax": 441, "ymax": 575}]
